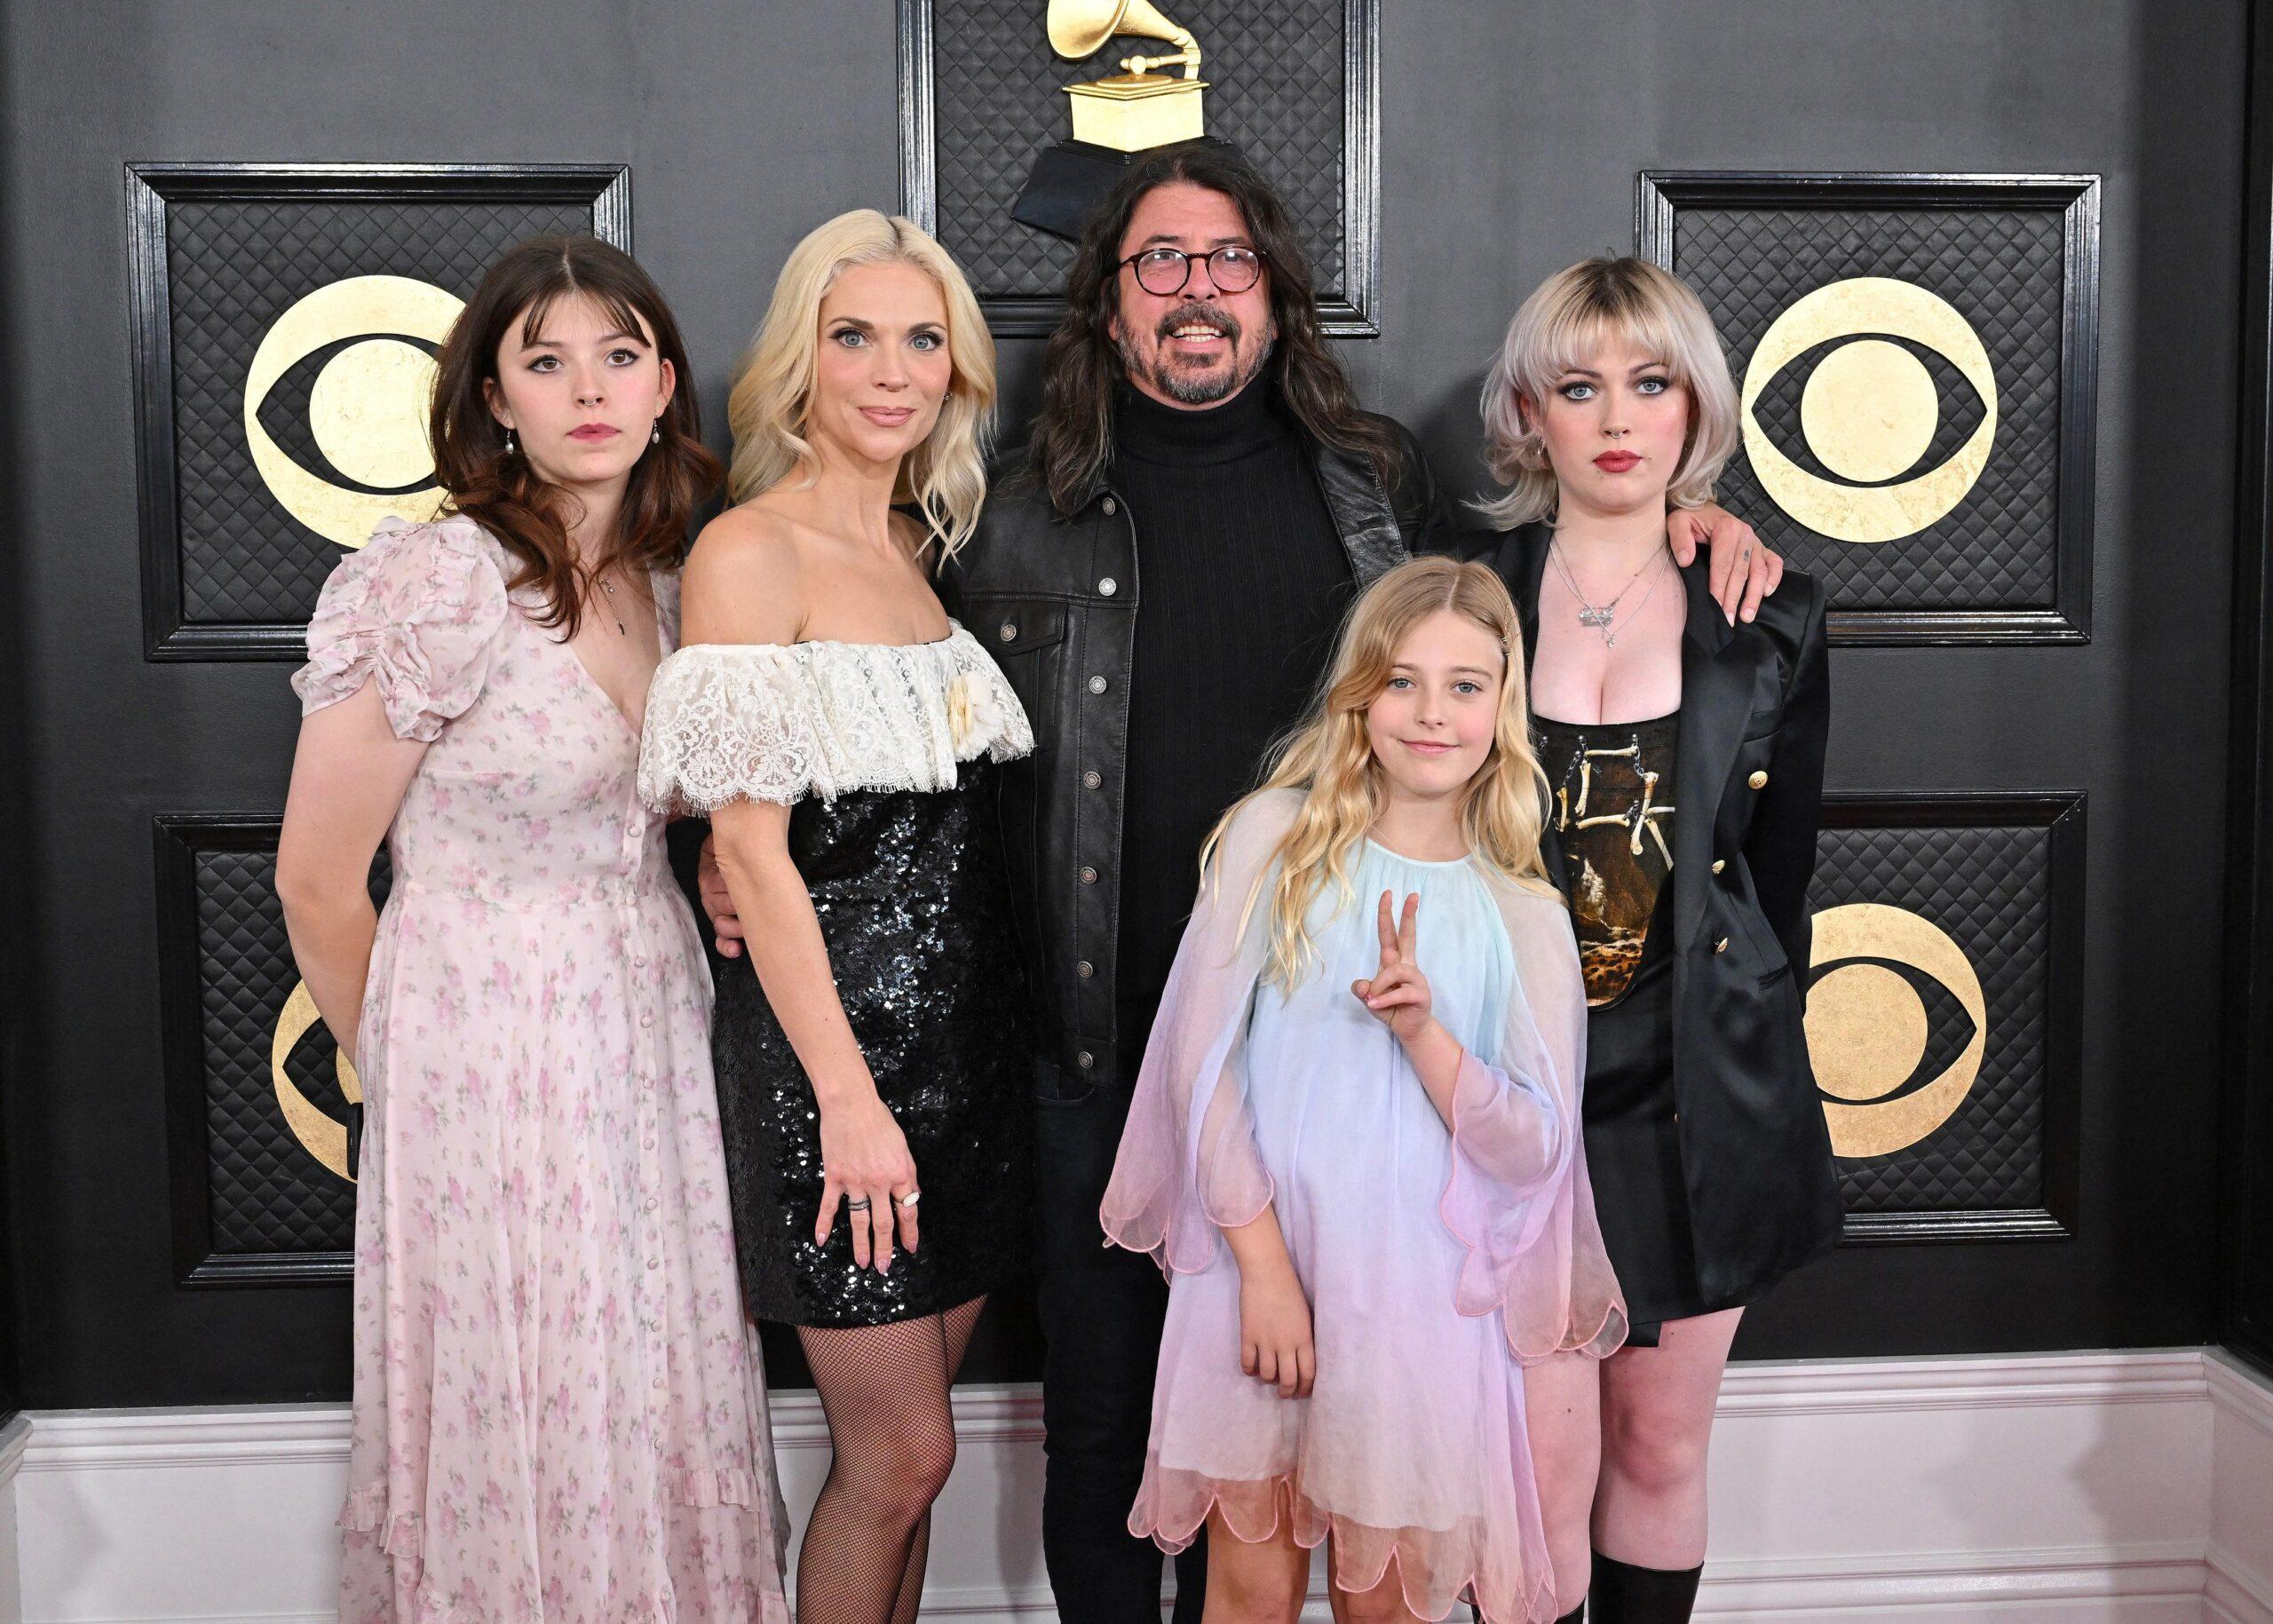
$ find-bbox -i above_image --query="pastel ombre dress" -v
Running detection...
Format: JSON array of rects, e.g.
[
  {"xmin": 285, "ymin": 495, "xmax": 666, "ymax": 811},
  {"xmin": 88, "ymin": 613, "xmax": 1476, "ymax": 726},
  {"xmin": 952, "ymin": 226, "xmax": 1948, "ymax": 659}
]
[
  {"xmin": 1101, "ymin": 788, "xmax": 1625, "ymax": 1624},
  {"xmin": 294, "ymin": 516, "xmax": 790, "ymax": 1623}
]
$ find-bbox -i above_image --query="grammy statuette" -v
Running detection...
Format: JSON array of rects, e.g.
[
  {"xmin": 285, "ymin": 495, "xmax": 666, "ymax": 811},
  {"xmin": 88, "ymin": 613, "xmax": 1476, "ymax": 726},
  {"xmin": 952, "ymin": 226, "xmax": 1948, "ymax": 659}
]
[{"xmin": 1012, "ymin": 0, "xmax": 1233, "ymax": 241}]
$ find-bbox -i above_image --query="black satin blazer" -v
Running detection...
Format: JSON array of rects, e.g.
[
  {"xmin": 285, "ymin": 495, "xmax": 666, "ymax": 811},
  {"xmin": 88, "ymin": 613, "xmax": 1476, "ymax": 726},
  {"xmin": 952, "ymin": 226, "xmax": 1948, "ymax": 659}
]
[{"xmin": 1464, "ymin": 522, "xmax": 1843, "ymax": 1309}]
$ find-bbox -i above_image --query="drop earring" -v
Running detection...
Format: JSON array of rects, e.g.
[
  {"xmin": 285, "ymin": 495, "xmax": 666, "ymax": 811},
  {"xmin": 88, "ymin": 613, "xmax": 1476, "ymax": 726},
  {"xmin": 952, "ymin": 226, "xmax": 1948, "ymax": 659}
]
[
  {"xmin": 651, "ymin": 420, "xmax": 661, "ymax": 447},
  {"xmin": 503, "ymin": 428, "xmax": 517, "ymax": 457}
]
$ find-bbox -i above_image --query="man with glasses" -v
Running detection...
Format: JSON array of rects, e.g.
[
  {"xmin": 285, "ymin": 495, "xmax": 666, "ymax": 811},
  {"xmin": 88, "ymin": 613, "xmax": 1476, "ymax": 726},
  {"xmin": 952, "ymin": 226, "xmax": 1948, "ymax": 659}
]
[
  {"xmin": 936, "ymin": 147, "xmax": 1445, "ymax": 1620},
  {"xmin": 707, "ymin": 145, "xmax": 1774, "ymax": 1621}
]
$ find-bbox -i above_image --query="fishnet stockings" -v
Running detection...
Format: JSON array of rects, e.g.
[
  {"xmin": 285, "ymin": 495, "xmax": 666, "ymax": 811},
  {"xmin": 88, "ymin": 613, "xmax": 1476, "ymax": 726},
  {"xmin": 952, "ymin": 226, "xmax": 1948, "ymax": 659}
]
[{"xmin": 795, "ymin": 1295, "xmax": 987, "ymax": 1624}]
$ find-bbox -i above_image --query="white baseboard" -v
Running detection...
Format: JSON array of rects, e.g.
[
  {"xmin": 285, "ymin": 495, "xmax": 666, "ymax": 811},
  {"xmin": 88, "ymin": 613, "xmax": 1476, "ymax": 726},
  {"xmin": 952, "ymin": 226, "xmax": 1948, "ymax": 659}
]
[
  {"xmin": 2, "ymin": 1414, "xmax": 29, "ymax": 1624},
  {"xmin": 2206, "ymin": 1351, "xmax": 2273, "ymax": 1624},
  {"xmin": 10, "ymin": 1350, "xmax": 2272, "ymax": 1624}
]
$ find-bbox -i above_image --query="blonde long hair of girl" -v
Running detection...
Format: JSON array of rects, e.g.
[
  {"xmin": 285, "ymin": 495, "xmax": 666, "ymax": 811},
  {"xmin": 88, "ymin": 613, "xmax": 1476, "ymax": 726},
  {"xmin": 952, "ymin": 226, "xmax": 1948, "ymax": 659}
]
[
  {"xmin": 726, "ymin": 210, "xmax": 997, "ymax": 557},
  {"xmin": 1200, "ymin": 557, "xmax": 1559, "ymax": 990}
]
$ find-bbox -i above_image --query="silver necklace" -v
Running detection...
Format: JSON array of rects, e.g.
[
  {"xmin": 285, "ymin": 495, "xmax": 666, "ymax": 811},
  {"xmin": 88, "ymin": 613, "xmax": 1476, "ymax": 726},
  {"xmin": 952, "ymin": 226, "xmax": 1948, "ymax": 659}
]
[
  {"xmin": 595, "ymin": 573, "xmax": 627, "ymax": 636},
  {"xmin": 1550, "ymin": 537, "xmax": 1669, "ymax": 648}
]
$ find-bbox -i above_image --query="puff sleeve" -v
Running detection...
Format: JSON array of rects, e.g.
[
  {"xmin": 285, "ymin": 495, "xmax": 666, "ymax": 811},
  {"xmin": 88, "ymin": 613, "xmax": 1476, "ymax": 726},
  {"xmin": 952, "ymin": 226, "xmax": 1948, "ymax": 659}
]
[
  {"xmin": 1439, "ymin": 883, "xmax": 1627, "ymax": 1361},
  {"xmin": 1099, "ymin": 789, "xmax": 1298, "ymax": 1276},
  {"xmin": 290, "ymin": 517, "xmax": 509, "ymax": 742}
]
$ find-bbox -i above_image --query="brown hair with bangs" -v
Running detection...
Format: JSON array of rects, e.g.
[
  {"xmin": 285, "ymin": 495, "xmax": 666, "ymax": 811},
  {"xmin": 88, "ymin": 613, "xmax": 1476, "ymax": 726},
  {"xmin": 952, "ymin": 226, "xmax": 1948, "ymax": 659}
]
[{"xmin": 428, "ymin": 234, "xmax": 722, "ymax": 635}]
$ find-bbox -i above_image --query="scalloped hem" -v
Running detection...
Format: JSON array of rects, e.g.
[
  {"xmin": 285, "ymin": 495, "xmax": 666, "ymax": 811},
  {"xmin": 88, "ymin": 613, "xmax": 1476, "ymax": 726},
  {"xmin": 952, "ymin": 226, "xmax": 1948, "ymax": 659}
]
[
  {"xmin": 1101, "ymin": 1175, "xmax": 1277, "ymax": 1280},
  {"xmin": 1129, "ymin": 1465, "xmax": 1556, "ymax": 1624},
  {"xmin": 1437, "ymin": 1054, "xmax": 1631, "ymax": 1366}
]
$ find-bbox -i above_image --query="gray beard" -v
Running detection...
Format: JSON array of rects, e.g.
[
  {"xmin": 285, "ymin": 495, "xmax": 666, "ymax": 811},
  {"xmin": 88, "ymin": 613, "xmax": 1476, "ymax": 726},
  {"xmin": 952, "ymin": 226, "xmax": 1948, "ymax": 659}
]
[{"xmin": 1120, "ymin": 333, "xmax": 1274, "ymax": 407}]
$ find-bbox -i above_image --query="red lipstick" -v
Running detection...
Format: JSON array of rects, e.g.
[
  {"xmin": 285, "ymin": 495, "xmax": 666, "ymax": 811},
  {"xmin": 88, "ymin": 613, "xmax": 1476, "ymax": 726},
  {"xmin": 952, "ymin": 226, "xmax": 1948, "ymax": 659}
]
[
  {"xmin": 567, "ymin": 423, "xmax": 619, "ymax": 441},
  {"xmin": 1594, "ymin": 450, "xmax": 1640, "ymax": 472}
]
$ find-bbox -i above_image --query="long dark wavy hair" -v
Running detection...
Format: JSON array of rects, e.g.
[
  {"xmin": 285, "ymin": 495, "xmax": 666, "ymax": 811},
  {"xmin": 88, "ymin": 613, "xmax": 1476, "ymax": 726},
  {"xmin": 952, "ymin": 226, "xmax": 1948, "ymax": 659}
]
[
  {"xmin": 428, "ymin": 235, "xmax": 721, "ymax": 636},
  {"xmin": 1026, "ymin": 145, "xmax": 1399, "ymax": 514}
]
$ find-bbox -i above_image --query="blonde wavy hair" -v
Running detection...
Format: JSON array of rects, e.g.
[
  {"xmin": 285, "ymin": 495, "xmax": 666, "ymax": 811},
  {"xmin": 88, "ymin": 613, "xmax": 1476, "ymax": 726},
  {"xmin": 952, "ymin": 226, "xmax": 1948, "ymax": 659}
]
[
  {"xmin": 726, "ymin": 210, "xmax": 996, "ymax": 557},
  {"xmin": 1474, "ymin": 256, "xmax": 1739, "ymax": 529},
  {"xmin": 1201, "ymin": 558, "xmax": 1558, "ymax": 990}
]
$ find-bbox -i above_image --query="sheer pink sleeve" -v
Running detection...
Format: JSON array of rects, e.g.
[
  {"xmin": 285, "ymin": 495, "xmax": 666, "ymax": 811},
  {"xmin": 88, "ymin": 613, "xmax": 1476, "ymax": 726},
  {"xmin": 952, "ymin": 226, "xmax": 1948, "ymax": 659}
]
[
  {"xmin": 1098, "ymin": 789, "xmax": 1298, "ymax": 1275},
  {"xmin": 291, "ymin": 516, "xmax": 510, "ymax": 742},
  {"xmin": 1440, "ymin": 883, "xmax": 1628, "ymax": 1362}
]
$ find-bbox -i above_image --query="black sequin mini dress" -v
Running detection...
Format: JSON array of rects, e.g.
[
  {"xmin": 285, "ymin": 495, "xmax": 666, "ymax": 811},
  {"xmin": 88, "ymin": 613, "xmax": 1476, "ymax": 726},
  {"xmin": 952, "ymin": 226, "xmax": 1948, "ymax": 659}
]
[{"xmin": 638, "ymin": 625, "xmax": 1036, "ymax": 1327}]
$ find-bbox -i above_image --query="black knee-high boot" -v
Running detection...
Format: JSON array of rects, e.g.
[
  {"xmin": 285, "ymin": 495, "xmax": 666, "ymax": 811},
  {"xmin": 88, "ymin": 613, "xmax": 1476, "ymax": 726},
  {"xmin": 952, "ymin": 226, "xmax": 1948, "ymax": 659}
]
[
  {"xmin": 1555, "ymin": 1604, "xmax": 1587, "ymax": 1623},
  {"xmin": 1588, "ymin": 1553, "xmax": 1702, "ymax": 1621}
]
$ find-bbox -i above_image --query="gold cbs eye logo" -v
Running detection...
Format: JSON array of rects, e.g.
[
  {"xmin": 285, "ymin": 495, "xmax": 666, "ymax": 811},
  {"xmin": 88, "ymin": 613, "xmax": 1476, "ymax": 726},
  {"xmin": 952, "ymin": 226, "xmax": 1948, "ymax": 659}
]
[
  {"xmin": 243, "ymin": 274, "xmax": 465, "ymax": 550},
  {"xmin": 1741, "ymin": 277, "xmax": 1999, "ymax": 545},
  {"xmin": 1804, "ymin": 903, "xmax": 1988, "ymax": 1158},
  {"xmin": 271, "ymin": 981, "xmax": 361, "ymax": 1182}
]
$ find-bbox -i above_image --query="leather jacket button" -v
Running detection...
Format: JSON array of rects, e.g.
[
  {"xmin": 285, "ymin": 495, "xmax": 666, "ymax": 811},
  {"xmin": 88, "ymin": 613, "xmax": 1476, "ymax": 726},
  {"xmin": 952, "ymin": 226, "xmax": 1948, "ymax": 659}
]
[
  {"xmin": 1076, "ymin": 1050, "xmax": 1095, "ymax": 1069},
  {"xmin": 1088, "ymin": 675, "xmax": 1108, "ymax": 694},
  {"xmin": 1080, "ymin": 866, "xmax": 1098, "ymax": 884},
  {"xmin": 1082, "ymin": 770, "xmax": 1102, "ymax": 789},
  {"xmin": 1711, "ymin": 858, "xmax": 1726, "ymax": 875},
  {"xmin": 1715, "ymin": 936, "xmax": 1730, "ymax": 954},
  {"xmin": 1748, "ymin": 769, "xmax": 1770, "ymax": 789},
  {"xmin": 1097, "ymin": 576, "xmax": 1119, "ymax": 596},
  {"xmin": 1101, "ymin": 497, "xmax": 1118, "ymax": 516},
  {"xmin": 998, "ymin": 621, "xmax": 1017, "ymax": 642},
  {"xmin": 1076, "ymin": 960, "xmax": 1094, "ymax": 978}
]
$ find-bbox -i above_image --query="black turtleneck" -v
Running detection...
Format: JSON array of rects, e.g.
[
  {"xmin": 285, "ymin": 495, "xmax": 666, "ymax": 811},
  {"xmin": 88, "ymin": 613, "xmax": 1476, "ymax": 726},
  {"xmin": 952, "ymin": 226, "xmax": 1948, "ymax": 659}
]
[{"xmin": 1112, "ymin": 380, "xmax": 1354, "ymax": 1075}]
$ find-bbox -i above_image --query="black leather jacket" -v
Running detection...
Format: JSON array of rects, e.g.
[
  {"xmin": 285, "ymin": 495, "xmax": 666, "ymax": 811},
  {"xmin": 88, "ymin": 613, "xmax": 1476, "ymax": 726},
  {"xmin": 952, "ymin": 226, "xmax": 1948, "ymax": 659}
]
[{"xmin": 940, "ymin": 416, "xmax": 1449, "ymax": 1093}]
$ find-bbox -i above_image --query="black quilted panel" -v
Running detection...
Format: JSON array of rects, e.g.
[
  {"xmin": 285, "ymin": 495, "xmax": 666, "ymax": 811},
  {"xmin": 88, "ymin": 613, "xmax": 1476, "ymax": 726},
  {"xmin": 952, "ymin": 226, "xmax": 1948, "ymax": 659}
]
[
  {"xmin": 926, "ymin": 0, "xmax": 1348, "ymax": 303},
  {"xmin": 1806, "ymin": 823, "xmax": 2051, "ymax": 1212},
  {"xmin": 164, "ymin": 197, "xmax": 596, "ymax": 630},
  {"xmin": 193, "ymin": 845, "xmax": 388, "ymax": 1255},
  {"xmin": 1672, "ymin": 206, "xmax": 2065, "ymax": 614}
]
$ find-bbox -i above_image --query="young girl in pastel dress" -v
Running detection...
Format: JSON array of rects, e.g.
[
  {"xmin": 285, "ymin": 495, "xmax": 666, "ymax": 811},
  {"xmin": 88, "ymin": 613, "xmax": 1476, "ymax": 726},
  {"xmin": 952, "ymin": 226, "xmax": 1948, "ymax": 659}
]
[{"xmin": 1101, "ymin": 557, "xmax": 1627, "ymax": 1624}]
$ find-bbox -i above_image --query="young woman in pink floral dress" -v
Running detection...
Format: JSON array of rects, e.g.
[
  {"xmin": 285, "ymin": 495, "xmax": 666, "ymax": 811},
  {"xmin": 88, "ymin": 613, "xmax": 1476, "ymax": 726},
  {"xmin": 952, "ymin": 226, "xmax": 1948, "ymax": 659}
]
[{"xmin": 278, "ymin": 236, "xmax": 789, "ymax": 1622}]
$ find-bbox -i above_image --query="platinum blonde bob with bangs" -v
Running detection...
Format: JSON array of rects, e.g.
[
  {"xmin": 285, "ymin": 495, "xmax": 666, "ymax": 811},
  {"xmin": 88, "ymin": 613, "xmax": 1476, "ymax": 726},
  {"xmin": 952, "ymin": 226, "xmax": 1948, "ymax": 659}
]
[
  {"xmin": 1475, "ymin": 256, "xmax": 1740, "ymax": 529},
  {"xmin": 1201, "ymin": 557, "xmax": 1559, "ymax": 993},
  {"xmin": 726, "ymin": 210, "xmax": 996, "ymax": 558}
]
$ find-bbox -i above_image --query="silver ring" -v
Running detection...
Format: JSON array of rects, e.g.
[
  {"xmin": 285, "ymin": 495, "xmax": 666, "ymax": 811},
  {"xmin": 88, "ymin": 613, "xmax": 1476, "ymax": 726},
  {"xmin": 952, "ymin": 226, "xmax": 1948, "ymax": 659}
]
[
  {"xmin": 846, "ymin": 1197, "xmax": 872, "ymax": 1212},
  {"xmin": 896, "ymin": 1191, "xmax": 922, "ymax": 1209}
]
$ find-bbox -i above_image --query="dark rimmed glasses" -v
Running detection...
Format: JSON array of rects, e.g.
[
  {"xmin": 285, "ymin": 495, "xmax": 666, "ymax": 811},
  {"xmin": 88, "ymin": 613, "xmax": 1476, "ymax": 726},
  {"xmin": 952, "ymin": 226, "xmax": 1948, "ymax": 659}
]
[{"xmin": 1117, "ymin": 244, "xmax": 1266, "ymax": 297}]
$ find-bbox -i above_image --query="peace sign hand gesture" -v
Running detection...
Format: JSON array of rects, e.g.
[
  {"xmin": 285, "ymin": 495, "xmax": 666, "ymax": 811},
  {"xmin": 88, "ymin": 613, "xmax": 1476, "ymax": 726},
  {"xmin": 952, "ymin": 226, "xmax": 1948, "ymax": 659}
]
[{"xmin": 1351, "ymin": 890, "xmax": 1433, "ymax": 1044}]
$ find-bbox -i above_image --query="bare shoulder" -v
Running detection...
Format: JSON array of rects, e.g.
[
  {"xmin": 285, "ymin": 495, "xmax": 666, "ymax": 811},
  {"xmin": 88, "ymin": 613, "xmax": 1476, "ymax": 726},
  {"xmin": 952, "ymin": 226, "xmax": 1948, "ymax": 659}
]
[{"xmin": 683, "ymin": 502, "xmax": 805, "ymax": 645}]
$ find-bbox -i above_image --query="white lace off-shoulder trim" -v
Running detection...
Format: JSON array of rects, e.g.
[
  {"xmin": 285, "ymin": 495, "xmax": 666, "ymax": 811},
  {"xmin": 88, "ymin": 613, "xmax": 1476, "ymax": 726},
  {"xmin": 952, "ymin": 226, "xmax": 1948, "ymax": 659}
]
[{"xmin": 637, "ymin": 622, "xmax": 1035, "ymax": 812}]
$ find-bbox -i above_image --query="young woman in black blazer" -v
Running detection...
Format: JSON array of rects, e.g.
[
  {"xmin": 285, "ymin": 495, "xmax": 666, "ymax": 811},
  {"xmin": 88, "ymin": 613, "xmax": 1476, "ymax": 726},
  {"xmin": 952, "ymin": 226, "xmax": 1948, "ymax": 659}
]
[{"xmin": 1464, "ymin": 257, "xmax": 1841, "ymax": 1624}]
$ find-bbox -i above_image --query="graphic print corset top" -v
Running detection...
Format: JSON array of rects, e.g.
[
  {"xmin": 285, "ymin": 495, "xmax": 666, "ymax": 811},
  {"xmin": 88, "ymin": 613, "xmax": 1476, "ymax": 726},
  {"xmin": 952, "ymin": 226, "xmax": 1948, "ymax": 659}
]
[{"xmin": 1532, "ymin": 711, "xmax": 1679, "ymax": 1006}]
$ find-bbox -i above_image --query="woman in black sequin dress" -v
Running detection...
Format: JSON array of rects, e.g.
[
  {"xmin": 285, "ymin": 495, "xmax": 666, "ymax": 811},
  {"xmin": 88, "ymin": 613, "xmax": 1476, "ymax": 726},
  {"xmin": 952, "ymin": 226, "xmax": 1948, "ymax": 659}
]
[{"xmin": 638, "ymin": 210, "xmax": 1034, "ymax": 1622}]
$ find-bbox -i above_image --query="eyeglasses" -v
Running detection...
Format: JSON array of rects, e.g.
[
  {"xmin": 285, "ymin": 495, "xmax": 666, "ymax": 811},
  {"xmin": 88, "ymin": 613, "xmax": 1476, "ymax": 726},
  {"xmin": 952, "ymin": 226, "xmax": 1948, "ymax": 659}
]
[{"xmin": 1117, "ymin": 245, "xmax": 1266, "ymax": 297}]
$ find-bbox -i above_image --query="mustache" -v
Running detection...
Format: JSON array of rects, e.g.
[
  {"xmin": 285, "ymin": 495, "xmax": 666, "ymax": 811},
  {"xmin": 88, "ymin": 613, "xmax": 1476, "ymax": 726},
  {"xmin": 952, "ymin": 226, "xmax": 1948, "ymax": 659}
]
[{"xmin": 1153, "ymin": 303, "xmax": 1242, "ymax": 345}]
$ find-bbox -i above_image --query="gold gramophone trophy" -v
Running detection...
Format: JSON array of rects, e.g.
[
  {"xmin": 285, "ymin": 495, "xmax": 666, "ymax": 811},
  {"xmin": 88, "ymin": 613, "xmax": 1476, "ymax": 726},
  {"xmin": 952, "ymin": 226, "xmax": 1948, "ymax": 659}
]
[
  {"xmin": 1051, "ymin": 0, "xmax": 1208, "ymax": 152},
  {"xmin": 1011, "ymin": 0, "xmax": 1233, "ymax": 240}
]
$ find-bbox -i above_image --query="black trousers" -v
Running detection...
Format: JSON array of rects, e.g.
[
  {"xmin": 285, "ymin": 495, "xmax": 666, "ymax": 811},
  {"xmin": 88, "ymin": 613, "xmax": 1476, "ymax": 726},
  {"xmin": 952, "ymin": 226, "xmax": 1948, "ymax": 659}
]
[{"xmin": 1034, "ymin": 1073, "xmax": 1206, "ymax": 1623}]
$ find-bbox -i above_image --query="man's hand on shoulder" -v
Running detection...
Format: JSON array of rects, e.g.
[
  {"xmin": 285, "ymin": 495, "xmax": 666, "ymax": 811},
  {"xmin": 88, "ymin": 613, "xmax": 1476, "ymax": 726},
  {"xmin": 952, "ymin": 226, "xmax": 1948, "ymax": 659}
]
[{"xmin": 1667, "ymin": 503, "xmax": 1784, "ymax": 625}]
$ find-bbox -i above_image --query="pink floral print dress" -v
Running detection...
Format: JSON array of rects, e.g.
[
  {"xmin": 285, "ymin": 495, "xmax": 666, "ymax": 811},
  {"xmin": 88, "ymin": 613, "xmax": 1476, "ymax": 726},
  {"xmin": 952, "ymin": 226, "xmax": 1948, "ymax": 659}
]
[{"xmin": 294, "ymin": 515, "xmax": 791, "ymax": 1623}]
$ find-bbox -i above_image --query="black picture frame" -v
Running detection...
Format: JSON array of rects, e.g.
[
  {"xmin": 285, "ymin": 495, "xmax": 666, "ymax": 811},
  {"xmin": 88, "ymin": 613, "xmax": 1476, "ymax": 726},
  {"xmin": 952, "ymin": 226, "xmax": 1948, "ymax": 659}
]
[
  {"xmin": 1637, "ymin": 171, "xmax": 2102, "ymax": 647},
  {"xmin": 1815, "ymin": 791, "xmax": 2087, "ymax": 1247},
  {"xmin": 2222, "ymin": 0, "xmax": 2273, "ymax": 1380},
  {"xmin": 896, "ymin": 0, "xmax": 1380, "ymax": 337},
  {"xmin": 155, "ymin": 812, "xmax": 361, "ymax": 1287},
  {"xmin": 126, "ymin": 161, "xmax": 631, "ymax": 662}
]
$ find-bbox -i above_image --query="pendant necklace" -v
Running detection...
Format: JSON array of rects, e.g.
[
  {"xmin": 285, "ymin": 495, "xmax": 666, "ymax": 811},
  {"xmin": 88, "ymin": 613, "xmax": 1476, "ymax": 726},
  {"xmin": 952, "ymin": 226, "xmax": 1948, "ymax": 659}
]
[
  {"xmin": 1550, "ymin": 536, "xmax": 1669, "ymax": 648},
  {"xmin": 596, "ymin": 574, "xmax": 627, "ymax": 636}
]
